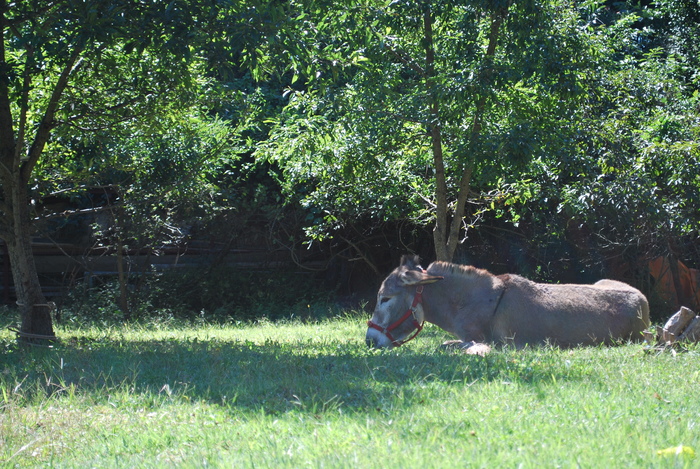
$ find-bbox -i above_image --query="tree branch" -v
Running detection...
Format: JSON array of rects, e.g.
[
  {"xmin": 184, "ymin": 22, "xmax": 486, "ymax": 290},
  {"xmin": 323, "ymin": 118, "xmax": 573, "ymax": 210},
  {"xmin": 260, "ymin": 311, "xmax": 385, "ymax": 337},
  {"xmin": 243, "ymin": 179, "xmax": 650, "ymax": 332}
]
[
  {"xmin": 359, "ymin": 106, "xmax": 427, "ymax": 125},
  {"xmin": 21, "ymin": 47, "xmax": 84, "ymax": 183},
  {"xmin": 372, "ymin": 27, "xmax": 426, "ymax": 77},
  {"xmin": 34, "ymin": 203, "xmax": 124, "ymax": 223},
  {"xmin": 46, "ymin": 184, "xmax": 120, "ymax": 198},
  {"xmin": 13, "ymin": 30, "xmax": 35, "ymax": 164},
  {"xmin": 338, "ymin": 234, "xmax": 380, "ymax": 275},
  {"xmin": 0, "ymin": 2, "xmax": 17, "ymax": 169},
  {"xmin": 58, "ymin": 97, "xmax": 145, "ymax": 131},
  {"xmin": 6, "ymin": 2, "xmax": 60, "ymax": 28}
]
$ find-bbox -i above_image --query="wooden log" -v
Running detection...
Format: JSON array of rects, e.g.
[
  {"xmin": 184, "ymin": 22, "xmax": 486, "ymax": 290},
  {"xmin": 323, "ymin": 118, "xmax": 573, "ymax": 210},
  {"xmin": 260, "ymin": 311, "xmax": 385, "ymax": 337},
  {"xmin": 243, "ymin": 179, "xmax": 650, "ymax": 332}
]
[
  {"xmin": 678, "ymin": 315, "xmax": 700, "ymax": 342},
  {"xmin": 662, "ymin": 306, "xmax": 696, "ymax": 344}
]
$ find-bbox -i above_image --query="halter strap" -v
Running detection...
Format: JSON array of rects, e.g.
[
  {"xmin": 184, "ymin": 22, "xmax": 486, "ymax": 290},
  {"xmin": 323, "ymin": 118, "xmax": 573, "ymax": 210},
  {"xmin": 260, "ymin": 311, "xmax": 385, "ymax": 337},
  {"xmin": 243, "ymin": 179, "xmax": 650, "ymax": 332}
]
[
  {"xmin": 367, "ymin": 286, "xmax": 425, "ymax": 347},
  {"xmin": 492, "ymin": 274, "xmax": 509, "ymax": 318}
]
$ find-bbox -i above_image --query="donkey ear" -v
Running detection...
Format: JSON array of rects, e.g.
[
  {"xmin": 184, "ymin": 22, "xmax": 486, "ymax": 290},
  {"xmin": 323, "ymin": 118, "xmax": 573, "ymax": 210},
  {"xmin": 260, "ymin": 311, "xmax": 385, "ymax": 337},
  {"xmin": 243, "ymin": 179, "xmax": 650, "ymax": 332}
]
[
  {"xmin": 400, "ymin": 254, "xmax": 421, "ymax": 269},
  {"xmin": 399, "ymin": 269, "xmax": 444, "ymax": 286}
]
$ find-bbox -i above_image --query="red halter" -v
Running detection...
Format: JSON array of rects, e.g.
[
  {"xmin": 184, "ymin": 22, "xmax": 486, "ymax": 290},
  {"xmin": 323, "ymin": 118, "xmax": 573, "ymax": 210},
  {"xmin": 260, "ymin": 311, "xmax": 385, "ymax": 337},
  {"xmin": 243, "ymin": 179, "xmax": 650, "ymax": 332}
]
[{"xmin": 367, "ymin": 286, "xmax": 425, "ymax": 347}]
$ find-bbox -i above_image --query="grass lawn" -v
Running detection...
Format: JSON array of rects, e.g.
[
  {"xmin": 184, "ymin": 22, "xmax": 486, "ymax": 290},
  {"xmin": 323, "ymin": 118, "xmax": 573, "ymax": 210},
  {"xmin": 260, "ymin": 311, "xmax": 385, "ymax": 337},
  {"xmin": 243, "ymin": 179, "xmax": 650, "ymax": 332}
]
[{"xmin": 0, "ymin": 314, "xmax": 698, "ymax": 468}]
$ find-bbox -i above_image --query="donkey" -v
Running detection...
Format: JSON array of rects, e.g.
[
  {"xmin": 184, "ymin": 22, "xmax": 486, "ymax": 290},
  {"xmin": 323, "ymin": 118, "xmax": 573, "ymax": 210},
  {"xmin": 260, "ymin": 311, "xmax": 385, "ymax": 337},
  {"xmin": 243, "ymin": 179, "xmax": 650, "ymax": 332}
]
[{"xmin": 366, "ymin": 255, "xmax": 650, "ymax": 349}]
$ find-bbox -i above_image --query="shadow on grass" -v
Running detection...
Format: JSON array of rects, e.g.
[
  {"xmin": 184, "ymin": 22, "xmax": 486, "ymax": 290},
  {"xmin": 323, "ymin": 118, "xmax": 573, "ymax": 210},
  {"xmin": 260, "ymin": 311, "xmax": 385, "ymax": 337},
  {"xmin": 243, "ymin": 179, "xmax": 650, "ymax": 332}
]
[{"xmin": 0, "ymin": 333, "xmax": 596, "ymax": 415}]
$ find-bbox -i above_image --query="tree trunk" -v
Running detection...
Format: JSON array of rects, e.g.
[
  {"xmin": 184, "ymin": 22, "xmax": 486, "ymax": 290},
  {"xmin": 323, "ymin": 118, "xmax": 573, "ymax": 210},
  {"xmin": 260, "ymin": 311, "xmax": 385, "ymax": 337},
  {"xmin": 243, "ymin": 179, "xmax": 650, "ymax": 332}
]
[
  {"xmin": 426, "ymin": 4, "xmax": 508, "ymax": 262},
  {"xmin": 9, "ymin": 241, "xmax": 54, "ymax": 341},
  {"xmin": 423, "ymin": 4, "xmax": 451, "ymax": 262},
  {"xmin": 0, "ymin": 36, "xmax": 55, "ymax": 340},
  {"xmin": 4, "ymin": 181, "xmax": 55, "ymax": 341},
  {"xmin": 0, "ymin": 6, "xmax": 82, "ymax": 341}
]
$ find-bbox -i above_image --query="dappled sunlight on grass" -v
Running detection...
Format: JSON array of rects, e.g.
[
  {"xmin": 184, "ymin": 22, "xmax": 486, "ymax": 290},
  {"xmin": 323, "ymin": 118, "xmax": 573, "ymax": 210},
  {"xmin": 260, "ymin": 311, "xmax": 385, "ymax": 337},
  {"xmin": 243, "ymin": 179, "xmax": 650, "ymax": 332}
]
[
  {"xmin": 1, "ymin": 316, "xmax": 699, "ymax": 467},
  {"xmin": 1, "ymin": 318, "xmax": 596, "ymax": 413}
]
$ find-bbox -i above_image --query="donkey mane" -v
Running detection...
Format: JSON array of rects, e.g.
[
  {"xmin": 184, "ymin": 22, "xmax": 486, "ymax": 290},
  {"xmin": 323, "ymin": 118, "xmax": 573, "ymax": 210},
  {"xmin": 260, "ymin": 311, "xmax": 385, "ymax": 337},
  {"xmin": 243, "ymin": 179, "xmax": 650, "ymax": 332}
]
[{"xmin": 428, "ymin": 261, "xmax": 492, "ymax": 279}]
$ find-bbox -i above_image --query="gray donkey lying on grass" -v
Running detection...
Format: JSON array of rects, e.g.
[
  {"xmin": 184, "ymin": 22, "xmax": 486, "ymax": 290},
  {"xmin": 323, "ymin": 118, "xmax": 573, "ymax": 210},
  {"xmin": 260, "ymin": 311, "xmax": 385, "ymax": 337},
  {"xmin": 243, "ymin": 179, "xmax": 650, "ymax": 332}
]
[{"xmin": 366, "ymin": 255, "xmax": 650, "ymax": 352}]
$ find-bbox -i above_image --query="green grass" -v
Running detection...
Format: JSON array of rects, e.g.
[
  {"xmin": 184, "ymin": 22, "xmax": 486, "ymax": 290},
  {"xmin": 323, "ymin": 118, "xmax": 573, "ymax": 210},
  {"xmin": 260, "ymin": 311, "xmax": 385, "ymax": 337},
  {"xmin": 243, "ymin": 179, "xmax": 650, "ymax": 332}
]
[{"xmin": 1, "ymin": 314, "xmax": 699, "ymax": 468}]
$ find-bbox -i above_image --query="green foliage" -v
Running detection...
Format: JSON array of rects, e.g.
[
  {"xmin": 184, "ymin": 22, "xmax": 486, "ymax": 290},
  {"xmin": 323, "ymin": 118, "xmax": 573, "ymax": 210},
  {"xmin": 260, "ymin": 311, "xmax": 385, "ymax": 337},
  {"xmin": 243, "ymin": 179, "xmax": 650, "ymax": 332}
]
[
  {"xmin": 46, "ymin": 110, "xmax": 237, "ymax": 251},
  {"xmin": 3, "ymin": 0, "xmax": 700, "ymax": 321},
  {"xmin": 259, "ymin": 0, "xmax": 651, "ymax": 252},
  {"xmin": 3, "ymin": 0, "xmax": 298, "ymax": 238},
  {"xmin": 475, "ymin": 1, "xmax": 700, "ymax": 274},
  {"xmin": 242, "ymin": 0, "xmax": 700, "ymax": 275},
  {"xmin": 258, "ymin": 89, "xmax": 427, "ymax": 242}
]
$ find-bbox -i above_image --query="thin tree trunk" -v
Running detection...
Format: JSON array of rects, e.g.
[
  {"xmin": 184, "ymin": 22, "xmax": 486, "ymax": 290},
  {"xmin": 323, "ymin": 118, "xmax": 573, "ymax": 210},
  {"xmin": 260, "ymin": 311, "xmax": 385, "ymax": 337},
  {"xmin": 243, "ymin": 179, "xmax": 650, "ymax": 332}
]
[
  {"xmin": 423, "ymin": 4, "xmax": 450, "ymax": 262},
  {"xmin": 0, "ymin": 179, "xmax": 55, "ymax": 341},
  {"xmin": 116, "ymin": 236, "xmax": 131, "ymax": 320},
  {"xmin": 430, "ymin": 5, "xmax": 508, "ymax": 262}
]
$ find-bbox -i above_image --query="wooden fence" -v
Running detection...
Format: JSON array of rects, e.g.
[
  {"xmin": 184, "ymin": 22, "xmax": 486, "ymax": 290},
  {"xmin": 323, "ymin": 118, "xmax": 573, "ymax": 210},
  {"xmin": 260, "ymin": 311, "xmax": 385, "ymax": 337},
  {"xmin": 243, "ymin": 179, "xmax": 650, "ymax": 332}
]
[{"xmin": 1, "ymin": 239, "xmax": 323, "ymax": 303}]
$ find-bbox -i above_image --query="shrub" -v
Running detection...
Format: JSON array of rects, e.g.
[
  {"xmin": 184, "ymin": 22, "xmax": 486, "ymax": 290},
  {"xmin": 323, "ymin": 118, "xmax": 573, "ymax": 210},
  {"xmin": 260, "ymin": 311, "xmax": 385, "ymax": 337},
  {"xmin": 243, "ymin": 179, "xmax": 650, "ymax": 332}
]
[{"xmin": 60, "ymin": 264, "xmax": 337, "ymax": 323}]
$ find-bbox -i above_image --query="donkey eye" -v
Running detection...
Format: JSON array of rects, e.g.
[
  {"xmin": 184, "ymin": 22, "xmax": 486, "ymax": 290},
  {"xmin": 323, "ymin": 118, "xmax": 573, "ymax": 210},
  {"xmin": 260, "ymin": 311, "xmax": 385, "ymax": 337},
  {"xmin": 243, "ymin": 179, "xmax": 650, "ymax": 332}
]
[{"xmin": 380, "ymin": 297, "xmax": 391, "ymax": 304}]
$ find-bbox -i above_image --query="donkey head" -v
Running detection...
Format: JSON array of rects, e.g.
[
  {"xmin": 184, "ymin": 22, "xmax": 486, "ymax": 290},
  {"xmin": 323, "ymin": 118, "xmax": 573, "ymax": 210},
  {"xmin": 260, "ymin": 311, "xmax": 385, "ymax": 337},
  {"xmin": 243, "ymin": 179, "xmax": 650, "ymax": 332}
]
[{"xmin": 366, "ymin": 255, "xmax": 444, "ymax": 348}]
